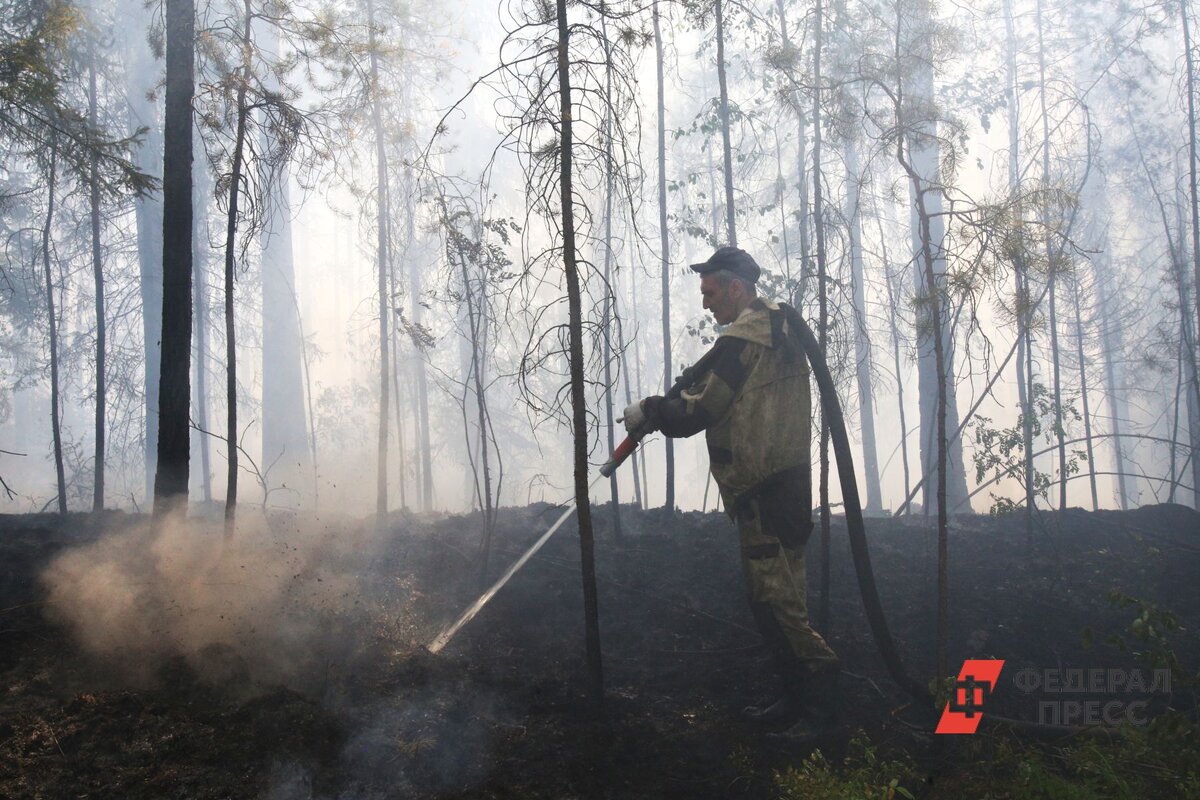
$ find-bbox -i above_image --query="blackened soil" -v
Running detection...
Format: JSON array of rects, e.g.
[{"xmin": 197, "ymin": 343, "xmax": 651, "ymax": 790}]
[{"xmin": 0, "ymin": 503, "xmax": 1197, "ymax": 798}]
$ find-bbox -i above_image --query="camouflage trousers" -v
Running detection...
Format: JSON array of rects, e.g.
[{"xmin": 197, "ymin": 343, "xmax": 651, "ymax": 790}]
[{"xmin": 734, "ymin": 473, "xmax": 839, "ymax": 674}]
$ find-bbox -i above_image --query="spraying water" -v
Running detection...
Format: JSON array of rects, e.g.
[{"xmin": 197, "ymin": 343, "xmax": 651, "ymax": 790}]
[{"xmin": 426, "ymin": 476, "xmax": 604, "ymax": 654}]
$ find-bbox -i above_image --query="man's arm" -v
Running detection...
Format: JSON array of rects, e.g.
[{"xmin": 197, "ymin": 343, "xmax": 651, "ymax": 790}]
[{"xmin": 643, "ymin": 337, "xmax": 751, "ymax": 437}]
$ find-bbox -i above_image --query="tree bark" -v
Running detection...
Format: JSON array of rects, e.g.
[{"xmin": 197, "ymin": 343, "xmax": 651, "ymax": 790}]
[{"xmin": 153, "ymin": 0, "xmax": 195, "ymax": 515}]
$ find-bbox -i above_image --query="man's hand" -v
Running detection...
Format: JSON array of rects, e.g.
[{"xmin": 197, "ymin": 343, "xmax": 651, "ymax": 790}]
[{"xmin": 618, "ymin": 400, "xmax": 648, "ymax": 434}]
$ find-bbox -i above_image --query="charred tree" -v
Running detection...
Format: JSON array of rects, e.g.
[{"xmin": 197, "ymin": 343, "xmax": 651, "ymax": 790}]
[
  {"xmin": 220, "ymin": 0, "xmax": 254, "ymax": 535},
  {"xmin": 88, "ymin": 50, "xmax": 106, "ymax": 511},
  {"xmin": 556, "ymin": 0, "xmax": 603, "ymax": 704},
  {"xmin": 153, "ymin": 0, "xmax": 196, "ymax": 515}
]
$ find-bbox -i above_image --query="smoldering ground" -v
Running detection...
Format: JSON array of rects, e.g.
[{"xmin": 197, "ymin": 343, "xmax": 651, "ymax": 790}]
[
  {"xmin": 35, "ymin": 509, "xmax": 520, "ymax": 796},
  {"xmin": 39, "ymin": 512, "xmax": 405, "ymax": 692}
]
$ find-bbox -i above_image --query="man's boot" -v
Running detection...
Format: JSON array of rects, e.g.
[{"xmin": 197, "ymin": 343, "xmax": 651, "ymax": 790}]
[
  {"xmin": 741, "ymin": 668, "xmax": 807, "ymax": 728},
  {"xmin": 769, "ymin": 664, "xmax": 842, "ymax": 741}
]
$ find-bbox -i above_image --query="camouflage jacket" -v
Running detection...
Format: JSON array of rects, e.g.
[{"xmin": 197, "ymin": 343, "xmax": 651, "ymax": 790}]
[{"xmin": 646, "ymin": 298, "xmax": 811, "ymax": 512}]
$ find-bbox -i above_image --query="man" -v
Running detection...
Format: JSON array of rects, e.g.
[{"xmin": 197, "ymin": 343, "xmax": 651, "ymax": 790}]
[{"xmin": 621, "ymin": 246, "xmax": 840, "ymax": 735}]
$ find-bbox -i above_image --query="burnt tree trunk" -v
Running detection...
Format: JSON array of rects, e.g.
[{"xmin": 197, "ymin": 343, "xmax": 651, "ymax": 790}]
[
  {"xmin": 557, "ymin": 0, "xmax": 603, "ymax": 703},
  {"xmin": 153, "ymin": 0, "xmax": 195, "ymax": 515},
  {"xmin": 88, "ymin": 52, "xmax": 106, "ymax": 511}
]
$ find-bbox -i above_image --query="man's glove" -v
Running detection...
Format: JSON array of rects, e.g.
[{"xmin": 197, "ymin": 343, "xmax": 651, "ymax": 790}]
[{"xmin": 618, "ymin": 400, "xmax": 648, "ymax": 434}]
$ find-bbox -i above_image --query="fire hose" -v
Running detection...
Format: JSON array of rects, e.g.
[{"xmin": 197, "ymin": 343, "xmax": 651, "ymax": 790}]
[
  {"xmin": 428, "ymin": 304, "xmax": 930, "ymax": 706},
  {"xmin": 599, "ymin": 303, "xmax": 932, "ymax": 706}
]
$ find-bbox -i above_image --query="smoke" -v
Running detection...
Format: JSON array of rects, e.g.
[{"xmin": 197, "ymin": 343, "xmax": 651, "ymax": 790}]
[
  {"xmin": 39, "ymin": 510, "xmax": 521, "ymax": 795},
  {"xmin": 40, "ymin": 511, "xmax": 415, "ymax": 691}
]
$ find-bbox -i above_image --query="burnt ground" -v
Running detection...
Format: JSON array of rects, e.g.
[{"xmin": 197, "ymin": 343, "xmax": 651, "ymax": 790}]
[{"xmin": 0, "ymin": 502, "xmax": 1198, "ymax": 798}]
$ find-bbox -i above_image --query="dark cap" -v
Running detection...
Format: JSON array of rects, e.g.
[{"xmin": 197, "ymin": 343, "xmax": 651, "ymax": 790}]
[{"xmin": 689, "ymin": 246, "xmax": 761, "ymax": 284}]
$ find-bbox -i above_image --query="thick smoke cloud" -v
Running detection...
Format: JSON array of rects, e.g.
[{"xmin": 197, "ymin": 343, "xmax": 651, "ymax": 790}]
[{"xmin": 40, "ymin": 513, "xmax": 414, "ymax": 691}]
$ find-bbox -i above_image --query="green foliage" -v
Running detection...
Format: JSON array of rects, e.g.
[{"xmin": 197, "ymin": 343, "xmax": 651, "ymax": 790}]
[
  {"xmin": 971, "ymin": 381, "xmax": 1088, "ymax": 514},
  {"xmin": 1, "ymin": 0, "xmax": 153, "ymax": 195},
  {"xmin": 956, "ymin": 720, "xmax": 1200, "ymax": 800},
  {"xmin": 1105, "ymin": 591, "xmax": 1196, "ymax": 691},
  {"xmin": 773, "ymin": 732, "xmax": 916, "ymax": 800}
]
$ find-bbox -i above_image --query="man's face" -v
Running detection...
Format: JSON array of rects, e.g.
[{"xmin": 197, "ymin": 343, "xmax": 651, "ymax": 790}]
[{"xmin": 700, "ymin": 273, "xmax": 742, "ymax": 325}]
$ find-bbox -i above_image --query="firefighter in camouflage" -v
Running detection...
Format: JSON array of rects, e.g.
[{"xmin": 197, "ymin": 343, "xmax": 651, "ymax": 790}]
[{"xmin": 621, "ymin": 247, "xmax": 840, "ymax": 735}]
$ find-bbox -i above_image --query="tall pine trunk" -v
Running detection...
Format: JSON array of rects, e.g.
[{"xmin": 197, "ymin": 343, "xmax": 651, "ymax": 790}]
[
  {"xmin": 367, "ymin": 0, "xmax": 391, "ymax": 522},
  {"xmin": 121, "ymin": 0, "xmax": 164, "ymax": 504},
  {"xmin": 772, "ymin": 0, "xmax": 811, "ymax": 303},
  {"xmin": 1070, "ymin": 276, "xmax": 1098, "ymax": 509},
  {"xmin": 1183, "ymin": 0, "xmax": 1200, "ymax": 507},
  {"xmin": 221, "ymin": 0, "xmax": 253, "ymax": 535},
  {"xmin": 813, "ymin": 0, "xmax": 832, "ymax": 634},
  {"xmin": 153, "ymin": 0, "xmax": 195, "ymax": 514},
  {"xmin": 653, "ymin": 0, "xmax": 674, "ymax": 511},
  {"xmin": 906, "ymin": 0, "xmax": 971, "ymax": 517},
  {"xmin": 714, "ymin": 0, "xmax": 736, "ymax": 246},
  {"xmin": 89, "ymin": 52, "xmax": 106, "ymax": 511},
  {"xmin": 846, "ymin": 142, "xmax": 882, "ymax": 513},
  {"xmin": 258, "ymin": 21, "xmax": 311, "ymax": 507},
  {"xmin": 42, "ymin": 143, "xmax": 67, "ymax": 514},
  {"xmin": 1004, "ymin": 0, "xmax": 1035, "ymax": 531},
  {"xmin": 896, "ymin": 0, "xmax": 949, "ymax": 680},
  {"xmin": 600, "ymin": 17, "xmax": 621, "ymax": 540},
  {"xmin": 193, "ymin": 140, "xmax": 213, "ymax": 503},
  {"xmin": 1035, "ymin": 0, "xmax": 1067, "ymax": 510},
  {"xmin": 557, "ymin": 0, "xmax": 603, "ymax": 703}
]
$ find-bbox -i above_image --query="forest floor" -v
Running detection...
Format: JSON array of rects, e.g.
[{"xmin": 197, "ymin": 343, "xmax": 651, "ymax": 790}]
[{"xmin": 1, "ymin": 500, "xmax": 1198, "ymax": 798}]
